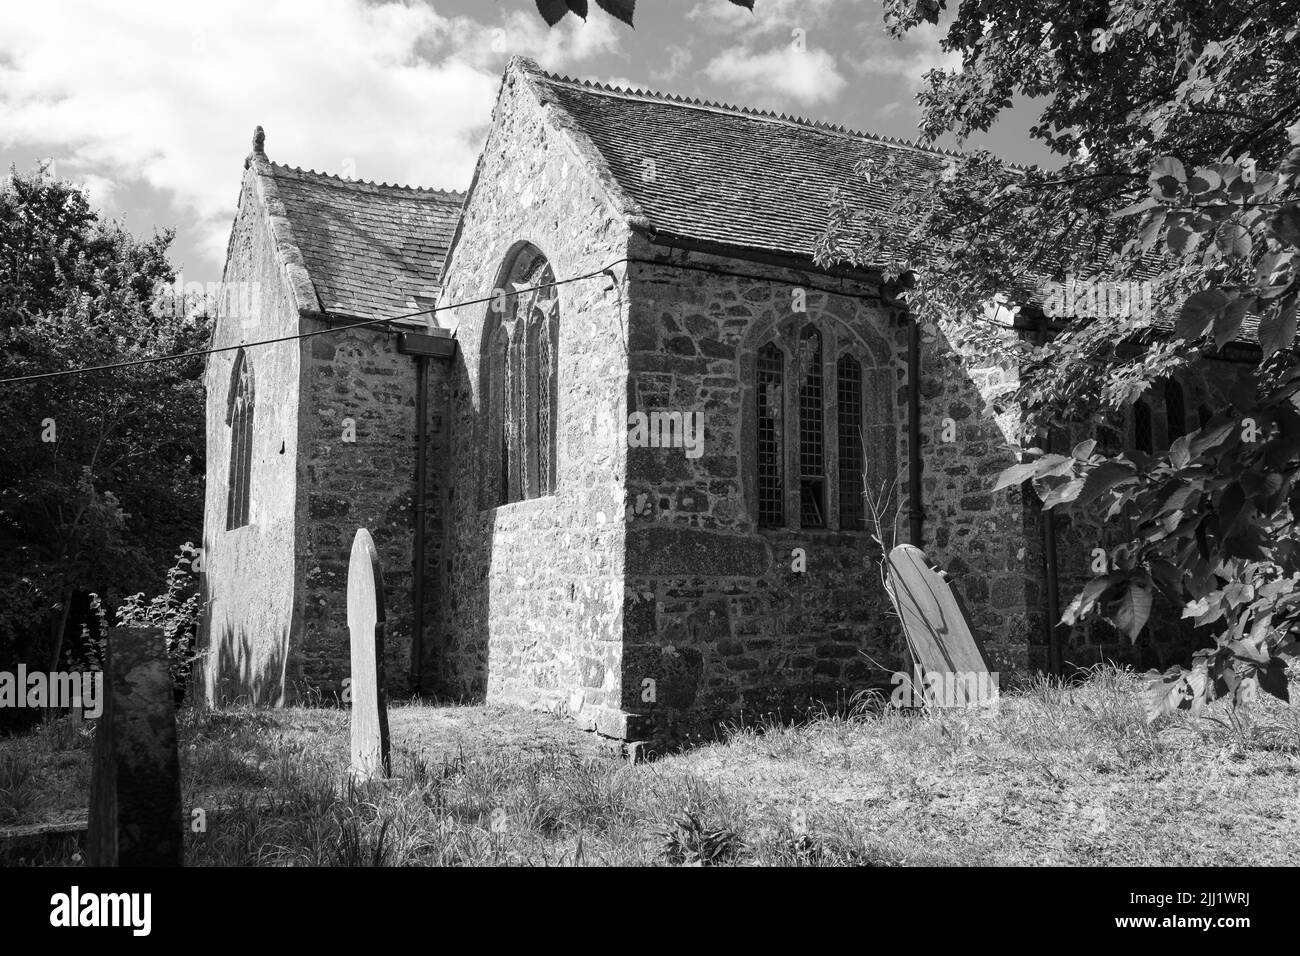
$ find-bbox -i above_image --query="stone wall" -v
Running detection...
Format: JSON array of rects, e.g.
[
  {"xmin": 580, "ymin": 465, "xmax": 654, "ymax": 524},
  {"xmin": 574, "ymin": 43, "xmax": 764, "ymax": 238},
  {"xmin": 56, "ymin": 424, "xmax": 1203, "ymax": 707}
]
[
  {"xmin": 199, "ymin": 164, "xmax": 303, "ymax": 706},
  {"xmin": 434, "ymin": 65, "xmax": 633, "ymax": 739},
  {"xmin": 293, "ymin": 322, "xmax": 450, "ymax": 700},
  {"xmin": 619, "ymin": 240, "xmax": 911, "ymax": 740},
  {"xmin": 912, "ymin": 320, "xmax": 1036, "ymax": 673}
]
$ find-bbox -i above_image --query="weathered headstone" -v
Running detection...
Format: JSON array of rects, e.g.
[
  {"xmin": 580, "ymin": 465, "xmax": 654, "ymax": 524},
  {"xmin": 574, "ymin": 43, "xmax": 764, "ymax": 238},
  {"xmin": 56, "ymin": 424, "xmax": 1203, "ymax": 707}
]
[
  {"xmin": 885, "ymin": 544, "xmax": 996, "ymax": 706},
  {"xmin": 87, "ymin": 627, "xmax": 183, "ymax": 866},
  {"xmin": 347, "ymin": 528, "xmax": 390, "ymax": 780}
]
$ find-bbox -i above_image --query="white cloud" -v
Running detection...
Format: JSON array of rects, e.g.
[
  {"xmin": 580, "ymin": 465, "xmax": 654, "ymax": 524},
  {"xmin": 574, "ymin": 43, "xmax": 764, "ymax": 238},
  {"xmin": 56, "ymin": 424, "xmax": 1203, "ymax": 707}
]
[
  {"xmin": 851, "ymin": 23, "xmax": 962, "ymax": 82},
  {"xmin": 0, "ymin": 0, "xmax": 621, "ymax": 268},
  {"xmin": 703, "ymin": 45, "xmax": 847, "ymax": 106}
]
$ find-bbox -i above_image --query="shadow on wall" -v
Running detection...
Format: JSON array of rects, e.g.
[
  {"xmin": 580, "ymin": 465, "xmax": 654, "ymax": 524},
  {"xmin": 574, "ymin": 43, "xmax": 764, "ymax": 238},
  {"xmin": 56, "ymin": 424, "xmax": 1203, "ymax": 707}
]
[{"xmin": 205, "ymin": 624, "xmax": 289, "ymax": 708}]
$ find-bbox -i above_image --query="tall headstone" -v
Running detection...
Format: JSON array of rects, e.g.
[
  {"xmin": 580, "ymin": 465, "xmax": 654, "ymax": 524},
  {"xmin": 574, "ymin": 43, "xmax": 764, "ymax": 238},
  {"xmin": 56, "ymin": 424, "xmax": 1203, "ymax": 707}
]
[
  {"xmin": 87, "ymin": 627, "xmax": 184, "ymax": 866},
  {"xmin": 347, "ymin": 528, "xmax": 390, "ymax": 780},
  {"xmin": 885, "ymin": 544, "xmax": 996, "ymax": 705}
]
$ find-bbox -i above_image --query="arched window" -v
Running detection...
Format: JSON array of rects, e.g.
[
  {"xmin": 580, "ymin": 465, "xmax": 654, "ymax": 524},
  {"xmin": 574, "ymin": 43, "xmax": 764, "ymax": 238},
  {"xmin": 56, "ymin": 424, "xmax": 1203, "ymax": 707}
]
[
  {"xmin": 482, "ymin": 244, "xmax": 559, "ymax": 507},
  {"xmin": 754, "ymin": 320, "xmax": 886, "ymax": 533},
  {"xmin": 756, "ymin": 342, "xmax": 785, "ymax": 527},
  {"xmin": 837, "ymin": 354, "xmax": 864, "ymax": 530},
  {"xmin": 225, "ymin": 348, "xmax": 254, "ymax": 530},
  {"xmin": 1164, "ymin": 380, "xmax": 1186, "ymax": 446}
]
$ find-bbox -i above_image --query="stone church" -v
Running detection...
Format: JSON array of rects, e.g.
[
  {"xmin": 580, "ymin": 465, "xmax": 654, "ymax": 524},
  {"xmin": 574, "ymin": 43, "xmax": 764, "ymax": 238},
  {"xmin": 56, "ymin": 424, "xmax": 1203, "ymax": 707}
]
[{"xmin": 197, "ymin": 56, "xmax": 1244, "ymax": 744}]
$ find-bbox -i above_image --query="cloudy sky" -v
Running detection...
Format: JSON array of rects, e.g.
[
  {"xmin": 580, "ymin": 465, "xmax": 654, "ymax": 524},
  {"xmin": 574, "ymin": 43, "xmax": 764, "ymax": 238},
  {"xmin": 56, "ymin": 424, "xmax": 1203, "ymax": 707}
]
[{"xmin": 0, "ymin": 0, "xmax": 1055, "ymax": 285}]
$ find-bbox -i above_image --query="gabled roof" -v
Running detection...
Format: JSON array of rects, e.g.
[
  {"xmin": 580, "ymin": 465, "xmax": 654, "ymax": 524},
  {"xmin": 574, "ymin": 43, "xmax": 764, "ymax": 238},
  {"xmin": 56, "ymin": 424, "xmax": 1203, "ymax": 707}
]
[
  {"xmin": 516, "ymin": 57, "xmax": 960, "ymax": 262},
  {"xmin": 246, "ymin": 138, "xmax": 464, "ymax": 321}
]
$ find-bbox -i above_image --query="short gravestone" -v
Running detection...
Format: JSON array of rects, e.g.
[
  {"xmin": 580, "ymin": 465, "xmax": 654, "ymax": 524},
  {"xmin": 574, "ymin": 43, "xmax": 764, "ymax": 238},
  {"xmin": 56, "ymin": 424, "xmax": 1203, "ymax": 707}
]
[
  {"xmin": 347, "ymin": 528, "xmax": 390, "ymax": 780},
  {"xmin": 885, "ymin": 544, "xmax": 996, "ymax": 705},
  {"xmin": 87, "ymin": 627, "xmax": 183, "ymax": 866}
]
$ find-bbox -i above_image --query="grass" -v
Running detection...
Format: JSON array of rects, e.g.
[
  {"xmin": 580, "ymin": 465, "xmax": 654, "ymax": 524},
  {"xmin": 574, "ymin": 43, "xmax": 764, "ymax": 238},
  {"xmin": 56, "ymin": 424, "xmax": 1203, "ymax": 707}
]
[{"xmin": 1, "ymin": 664, "xmax": 1298, "ymax": 866}]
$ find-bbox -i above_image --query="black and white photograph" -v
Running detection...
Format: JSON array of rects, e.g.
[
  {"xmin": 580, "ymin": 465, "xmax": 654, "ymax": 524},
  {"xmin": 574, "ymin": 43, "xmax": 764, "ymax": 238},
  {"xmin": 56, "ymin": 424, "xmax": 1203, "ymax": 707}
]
[{"xmin": 0, "ymin": 0, "xmax": 1294, "ymax": 931}]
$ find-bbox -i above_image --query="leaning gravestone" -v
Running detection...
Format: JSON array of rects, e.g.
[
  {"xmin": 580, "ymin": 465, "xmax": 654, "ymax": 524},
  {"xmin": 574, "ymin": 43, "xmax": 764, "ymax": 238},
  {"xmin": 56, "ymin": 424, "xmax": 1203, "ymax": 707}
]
[
  {"xmin": 347, "ymin": 528, "xmax": 390, "ymax": 780},
  {"xmin": 87, "ymin": 627, "xmax": 183, "ymax": 866},
  {"xmin": 885, "ymin": 544, "xmax": 995, "ymax": 705}
]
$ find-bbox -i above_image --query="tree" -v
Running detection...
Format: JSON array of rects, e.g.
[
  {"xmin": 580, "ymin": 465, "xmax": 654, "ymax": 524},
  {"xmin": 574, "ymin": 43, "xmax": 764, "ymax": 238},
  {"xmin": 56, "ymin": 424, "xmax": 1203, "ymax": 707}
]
[
  {"xmin": 531, "ymin": 0, "xmax": 752, "ymax": 28},
  {"xmin": 0, "ymin": 165, "xmax": 209, "ymax": 714},
  {"xmin": 815, "ymin": 1, "xmax": 1299, "ymax": 716}
]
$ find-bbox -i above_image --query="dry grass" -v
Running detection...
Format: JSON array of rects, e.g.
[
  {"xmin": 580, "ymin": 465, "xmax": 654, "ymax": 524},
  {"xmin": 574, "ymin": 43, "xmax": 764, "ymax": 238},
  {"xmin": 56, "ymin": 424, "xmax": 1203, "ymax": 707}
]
[{"xmin": 2, "ymin": 665, "xmax": 1298, "ymax": 866}]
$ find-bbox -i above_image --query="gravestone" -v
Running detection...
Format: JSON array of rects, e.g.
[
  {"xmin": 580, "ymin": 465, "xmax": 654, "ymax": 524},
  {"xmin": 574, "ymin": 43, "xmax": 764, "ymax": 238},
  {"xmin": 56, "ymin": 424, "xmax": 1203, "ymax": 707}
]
[
  {"xmin": 347, "ymin": 528, "xmax": 390, "ymax": 780},
  {"xmin": 885, "ymin": 544, "xmax": 995, "ymax": 705},
  {"xmin": 87, "ymin": 627, "xmax": 183, "ymax": 866}
]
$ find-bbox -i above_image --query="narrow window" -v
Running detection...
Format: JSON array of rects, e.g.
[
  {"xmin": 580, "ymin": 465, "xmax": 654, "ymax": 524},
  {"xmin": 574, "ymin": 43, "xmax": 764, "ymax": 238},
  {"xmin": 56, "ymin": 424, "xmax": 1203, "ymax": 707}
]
[
  {"xmin": 1164, "ymin": 380, "xmax": 1186, "ymax": 445},
  {"xmin": 225, "ymin": 348, "xmax": 254, "ymax": 530},
  {"xmin": 1134, "ymin": 398, "xmax": 1154, "ymax": 454},
  {"xmin": 482, "ymin": 243, "xmax": 559, "ymax": 508},
  {"xmin": 837, "ymin": 354, "xmax": 864, "ymax": 530},
  {"xmin": 798, "ymin": 327, "xmax": 825, "ymax": 528},
  {"xmin": 757, "ymin": 342, "xmax": 784, "ymax": 526}
]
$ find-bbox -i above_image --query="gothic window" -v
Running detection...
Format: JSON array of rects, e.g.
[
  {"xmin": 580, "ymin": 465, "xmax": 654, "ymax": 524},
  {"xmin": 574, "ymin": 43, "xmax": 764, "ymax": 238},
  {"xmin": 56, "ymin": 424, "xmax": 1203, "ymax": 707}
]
[
  {"xmin": 755, "ymin": 321, "xmax": 886, "ymax": 533},
  {"xmin": 225, "ymin": 348, "xmax": 254, "ymax": 530},
  {"xmin": 483, "ymin": 244, "xmax": 559, "ymax": 507},
  {"xmin": 756, "ymin": 342, "xmax": 785, "ymax": 527},
  {"xmin": 837, "ymin": 354, "xmax": 864, "ymax": 531}
]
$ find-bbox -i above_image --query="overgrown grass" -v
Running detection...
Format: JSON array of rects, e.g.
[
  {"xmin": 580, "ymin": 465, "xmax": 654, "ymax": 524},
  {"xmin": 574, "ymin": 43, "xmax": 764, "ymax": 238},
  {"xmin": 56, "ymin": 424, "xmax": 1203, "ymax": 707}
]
[{"xmin": 2, "ymin": 664, "xmax": 1298, "ymax": 865}]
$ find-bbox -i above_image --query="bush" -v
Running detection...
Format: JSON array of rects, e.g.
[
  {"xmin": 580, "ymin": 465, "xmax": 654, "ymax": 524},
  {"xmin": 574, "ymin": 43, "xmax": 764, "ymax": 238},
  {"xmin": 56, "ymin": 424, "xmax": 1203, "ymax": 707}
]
[{"xmin": 112, "ymin": 543, "xmax": 207, "ymax": 704}]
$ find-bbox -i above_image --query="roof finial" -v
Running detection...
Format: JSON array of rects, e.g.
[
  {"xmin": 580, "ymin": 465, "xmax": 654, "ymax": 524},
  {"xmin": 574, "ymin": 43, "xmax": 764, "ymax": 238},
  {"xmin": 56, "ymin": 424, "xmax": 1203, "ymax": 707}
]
[{"xmin": 245, "ymin": 126, "xmax": 267, "ymax": 170}]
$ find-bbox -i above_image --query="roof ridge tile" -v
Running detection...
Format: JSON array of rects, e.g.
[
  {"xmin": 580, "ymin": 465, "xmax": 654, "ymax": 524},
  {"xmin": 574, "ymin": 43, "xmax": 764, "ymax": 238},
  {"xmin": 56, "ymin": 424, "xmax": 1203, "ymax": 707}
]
[{"xmin": 526, "ymin": 64, "xmax": 972, "ymax": 163}]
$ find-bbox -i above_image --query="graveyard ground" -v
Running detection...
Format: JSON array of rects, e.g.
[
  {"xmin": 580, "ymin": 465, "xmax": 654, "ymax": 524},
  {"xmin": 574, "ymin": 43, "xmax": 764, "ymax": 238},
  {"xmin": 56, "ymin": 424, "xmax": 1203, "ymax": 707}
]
[{"xmin": 2, "ymin": 665, "xmax": 1298, "ymax": 866}]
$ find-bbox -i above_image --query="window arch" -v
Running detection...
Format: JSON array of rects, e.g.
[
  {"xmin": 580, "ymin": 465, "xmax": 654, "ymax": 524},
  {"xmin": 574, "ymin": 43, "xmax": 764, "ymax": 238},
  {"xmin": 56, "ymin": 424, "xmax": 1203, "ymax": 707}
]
[
  {"xmin": 482, "ymin": 244, "xmax": 559, "ymax": 507},
  {"xmin": 225, "ymin": 348, "xmax": 254, "ymax": 530}
]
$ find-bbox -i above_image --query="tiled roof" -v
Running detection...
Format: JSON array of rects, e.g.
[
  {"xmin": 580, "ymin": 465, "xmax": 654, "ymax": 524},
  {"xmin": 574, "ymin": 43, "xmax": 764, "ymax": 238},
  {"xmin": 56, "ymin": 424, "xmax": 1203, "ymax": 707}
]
[
  {"xmin": 522, "ymin": 61, "xmax": 961, "ymax": 262},
  {"xmin": 267, "ymin": 164, "xmax": 464, "ymax": 320}
]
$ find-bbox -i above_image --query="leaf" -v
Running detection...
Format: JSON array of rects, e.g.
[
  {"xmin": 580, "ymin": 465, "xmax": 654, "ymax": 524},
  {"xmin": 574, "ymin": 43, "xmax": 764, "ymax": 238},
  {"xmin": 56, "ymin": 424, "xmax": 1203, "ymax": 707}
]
[
  {"xmin": 1075, "ymin": 460, "xmax": 1136, "ymax": 508},
  {"xmin": 1175, "ymin": 288, "xmax": 1229, "ymax": 340},
  {"xmin": 1215, "ymin": 222, "xmax": 1252, "ymax": 260},
  {"xmin": 535, "ymin": 0, "xmax": 570, "ymax": 25},
  {"xmin": 1041, "ymin": 476, "xmax": 1086, "ymax": 508},
  {"xmin": 1258, "ymin": 297, "xmax": 1298, "ymax": 358},
  {"xmin": 1062, "ymin": 573, "xmax": 1122, "ymax": 625},
  {"xmin": 1072, "ymin": 439, "xmax": 1097, "ymax": 460},
  {"xmin": 594, "ymin": 0, "xmax": 635, "ymax": 25},
  {"xmin": 1187, "ymin": 167, "xmax": 1223, "ymax": 194},
  {"xmin": 1143, "ymin": 667, "xmax": 1194, "ymax": 722},
  {"xmin": 1213, "ymin": 294, "xmax": 1251, "ymax": 348},
  {"xmin": 992, "ymin": 461, "xmax": 1038, "ymax": 492},
  {"xmin": 1149, "ymin": 156, "xmax": 1186, "ymax": 200},
  {"xmin": 1113, "ymin": 581, "xmax": 1153, "ymax": 640},
  {"xmin": 1169, "ymin": 433, "xmax": 1193, "ymax": 469}
]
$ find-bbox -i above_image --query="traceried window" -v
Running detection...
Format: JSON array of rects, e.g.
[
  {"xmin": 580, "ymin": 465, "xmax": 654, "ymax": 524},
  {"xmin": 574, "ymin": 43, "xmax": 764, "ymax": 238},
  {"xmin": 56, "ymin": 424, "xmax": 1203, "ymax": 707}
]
[
  {"xmin": 836, "ymin": 355, "xmax": 864, "ymax": 531},
  {"xmin": 756, "ymin": 342, "xmax": 785, "ymax": 527},
  {"xmin": 798, "ymin": 328, "xmax": 826, "ymax": 528},
  {"xmin": 225, "ymin": 348, "xmax": 254, "ymax": 530},
  {"xmin": 483, "ymin": 244, "xmax": 559, "ymax": 507},
  {"xmin": 754, "ymin": 321, "xmax": 892, "ymax": 533}
]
